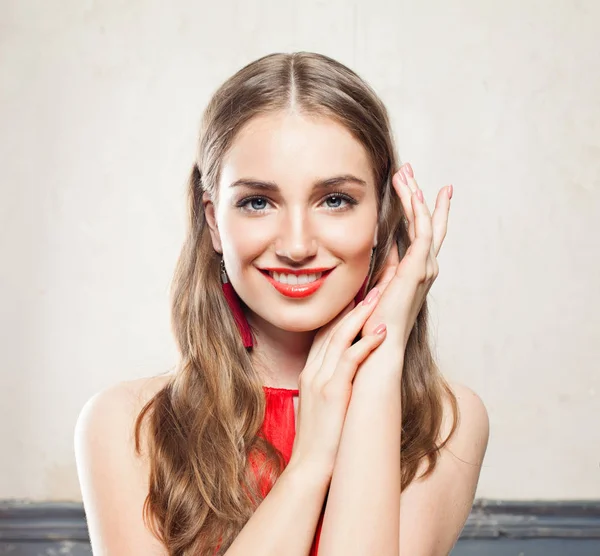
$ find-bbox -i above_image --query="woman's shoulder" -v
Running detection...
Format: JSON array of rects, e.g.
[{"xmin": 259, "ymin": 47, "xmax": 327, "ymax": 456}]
[
  {"xmin": 81, "ymin": 372, "xmax": 173, "ymax": 411},
  {"xmin": 440, "ymin": 380, "xmax": 489, "ymax": 457},
  {"xmin": 75, "ymin": 373, "xmax": 175, "ymax": 458},
  {"xmin": 120, "ymin": 372, "xmax": 175, "ymax": 413},
  {"xmin": 74, "ymin": 373, "xmax": 175, "ymax": 554}
]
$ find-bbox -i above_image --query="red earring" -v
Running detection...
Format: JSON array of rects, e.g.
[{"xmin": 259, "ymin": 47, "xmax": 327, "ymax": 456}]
[{"xmin": 221, "ymin": 257, "xmax": 254, "ymax": 348}]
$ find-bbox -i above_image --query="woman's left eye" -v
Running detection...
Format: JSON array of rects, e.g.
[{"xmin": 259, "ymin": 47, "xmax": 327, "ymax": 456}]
[
  {"xmin": 324, "ymin": 193, "xmax": 358, "ymax": 210},
  {"xmin": 237, "ymin": 192, "xmax": 358, "ymax": 213}
]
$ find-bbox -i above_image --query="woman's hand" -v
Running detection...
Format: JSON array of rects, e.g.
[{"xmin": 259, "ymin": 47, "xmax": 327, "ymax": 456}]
[
  {"xmin": 361, "ymin": 163, "xmax": 453, "ymax": 350},
  {"xmin": 289, "ymin": 292, "xmax": 387, "ymax": 480}
]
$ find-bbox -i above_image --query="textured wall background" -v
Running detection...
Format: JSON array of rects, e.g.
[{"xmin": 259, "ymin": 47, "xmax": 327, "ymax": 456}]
[{"xmin": 1, "ymin": 0, "xmax": 598, "ymax": 501}]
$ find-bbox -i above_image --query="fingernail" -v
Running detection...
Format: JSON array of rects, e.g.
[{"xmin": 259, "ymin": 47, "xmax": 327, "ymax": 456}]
[
  {"xmin": 448, "ymin": 185, "xmax": 453, "ymax": 199},
  {"xmin": 404, "ymin": 163, "xmax": 414, "ymax": 178},
  {"xmin": 398, "ymin": 169, "xmax": 408, "ymax": 185},
  {"xmin": 416, "ymin": 189, "xmax": 424, "ymax": 202},
  {"xmin": 363, "ymin": 287, "xmax": 379, "ymax": 305},
  {"xmin": 373, "ymin": 323, "xmax": 387, "ymax": 335}
]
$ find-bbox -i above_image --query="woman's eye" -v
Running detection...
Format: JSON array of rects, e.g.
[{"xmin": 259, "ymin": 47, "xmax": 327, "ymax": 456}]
[
  {"xmin": 323, "ymin": 192, "xmax": 358, "ymax": 211},
  {"xmin": 248, "ymin": 198, "xmax": 268, "ymax": 211},
  {"xmin": 325, "ymin": 195, "xmax": 345, "ymax": 209},
  {"xmin": 237, "ymin": 192, "xmax": 357, "ymax": 213},
  {"xmin": 236, "ymin": 197, "xmax": 270, "ymax": 212}
]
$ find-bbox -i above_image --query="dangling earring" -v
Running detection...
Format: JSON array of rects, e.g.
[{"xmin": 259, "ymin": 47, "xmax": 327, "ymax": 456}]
[
  {"xmin": 220, "ymin": 257, "xmax": 254, "ymax": 348},
  {"xmin": 354, "ymin": 247, "xmax": 376, "ymax": 305}
]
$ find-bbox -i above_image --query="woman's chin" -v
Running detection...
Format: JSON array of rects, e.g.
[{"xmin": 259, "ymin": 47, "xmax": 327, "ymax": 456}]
[{"xmin": 269, "ymin": 308, "xmax": 344, "ymax": 334}]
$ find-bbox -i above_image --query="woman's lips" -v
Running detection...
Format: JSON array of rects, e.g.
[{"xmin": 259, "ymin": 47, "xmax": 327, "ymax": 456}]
[{"xmin": 261, "ymin": 269, "xmax": 334, "ymax": 298}]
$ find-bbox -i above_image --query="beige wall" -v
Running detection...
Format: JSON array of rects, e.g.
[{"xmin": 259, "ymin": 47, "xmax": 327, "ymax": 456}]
[{"xmin": 1, "ymin": 0, "xmax": 598, "ymax": 501}]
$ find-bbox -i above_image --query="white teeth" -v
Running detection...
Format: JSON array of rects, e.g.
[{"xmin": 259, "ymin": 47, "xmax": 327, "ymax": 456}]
[{"xmin": 270, "ymin": 271, "xmax": 323, "ymax": 285}]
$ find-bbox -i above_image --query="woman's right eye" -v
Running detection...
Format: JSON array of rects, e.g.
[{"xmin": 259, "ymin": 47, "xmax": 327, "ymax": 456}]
[{"xmin": 237, "ymin": 196, "xmax": 270, "ymax": 212}]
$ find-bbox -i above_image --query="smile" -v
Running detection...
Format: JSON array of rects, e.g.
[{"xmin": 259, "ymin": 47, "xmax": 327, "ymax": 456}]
[
  {"xmin": 260, "ymin": 268, "xmax": 334, "ymax": 298},
  {"xmin": 269, "ymin": 271, "xmax": 323, "ymax": 284}
]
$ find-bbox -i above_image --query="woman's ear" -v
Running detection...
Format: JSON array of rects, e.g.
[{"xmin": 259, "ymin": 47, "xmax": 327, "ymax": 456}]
[{"xmin": 202, "ymin": 191, "xmax": 223, "ymax": 254}]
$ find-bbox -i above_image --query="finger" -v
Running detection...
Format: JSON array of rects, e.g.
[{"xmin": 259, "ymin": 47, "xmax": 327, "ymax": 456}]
[
  {"xmin": 404, "ymin": 171, "xmax": 437, "ymax": 266},
  {"xmin": 393, "ymin": 169, "xmax": 415, "ymax": 243},
  {"xmin": 404, "ymin": 190, "xmax": 434, "ymax": 270},
  {"xmin": 305, "ymin": 300, "xmax": 355, "ymax": 370},
  {"xmin": 431, "ymin": 185, "xmax": 451, "ymax": 257},
  {"xmin": 402, "ymin": 163, "xmax": 418, "ymax": 194},
  {"xmin": 327, "ymin": 327, "xmax": 387, "ymax": 390},
  {"xmin": 317, "ymin": 289, "xmax": 381, "ymax": 384}
]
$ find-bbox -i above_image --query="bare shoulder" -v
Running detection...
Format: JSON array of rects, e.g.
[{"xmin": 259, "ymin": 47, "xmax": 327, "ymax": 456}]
[
  {"xmin": 441, "ymin": 381, "xmax": 490, "ymax": 463},
  {"xmin": 74, "ymin": 373, "xmax": 174, "ymax": 555},
  {"xmin": 76, "ymin": 373, "xmax": 173, "ymax": 454}
]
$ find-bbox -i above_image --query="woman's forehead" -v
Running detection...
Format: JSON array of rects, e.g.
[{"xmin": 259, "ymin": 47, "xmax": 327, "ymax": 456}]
[{"xmin": 220, "ymin": 112, "xmax": 374, "ymax": 192}]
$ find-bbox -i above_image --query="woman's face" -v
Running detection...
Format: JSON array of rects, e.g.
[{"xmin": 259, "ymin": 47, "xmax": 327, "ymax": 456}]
[{"xmin": 204, "ymin": 110, "xmax": 379, "ymax": 334}]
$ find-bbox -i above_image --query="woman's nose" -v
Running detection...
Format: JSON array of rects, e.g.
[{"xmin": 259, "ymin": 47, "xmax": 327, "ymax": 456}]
[{"xmin": 274, "ymin": 211, "xmax": 318, "ymax": 262}]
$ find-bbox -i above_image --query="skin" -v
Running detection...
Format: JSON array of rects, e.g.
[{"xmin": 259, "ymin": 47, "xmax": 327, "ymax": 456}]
[{"xmin": 203, "ymin": 110, "xmax": 380, "ymax": 387}]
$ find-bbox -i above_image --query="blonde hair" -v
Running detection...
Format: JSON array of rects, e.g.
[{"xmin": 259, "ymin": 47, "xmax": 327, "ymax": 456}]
[{"xmin": 134, "ymin": 51, "xmax": 458, "ymax": 555}]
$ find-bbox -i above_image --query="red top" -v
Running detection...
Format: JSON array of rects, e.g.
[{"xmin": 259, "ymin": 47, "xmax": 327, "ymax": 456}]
[
  {"xmin": 258, "ymin": 386, "xmax": 325, "ymax": 556},
  {"xmin": 213, "ymin": 386, "xmax": 325, "ymax": 555}
]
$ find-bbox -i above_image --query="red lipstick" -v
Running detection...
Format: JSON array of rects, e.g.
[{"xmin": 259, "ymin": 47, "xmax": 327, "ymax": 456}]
[
  {"xmin": 260, "ymin": 268, "xmax": 334, "ymax": 298},
  {"xmin": 261, "ymin": 267, "xmax": 333, "ymax": 275}
]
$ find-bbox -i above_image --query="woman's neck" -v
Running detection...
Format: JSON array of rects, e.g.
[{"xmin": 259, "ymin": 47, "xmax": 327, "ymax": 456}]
[{"xmin": 249, "ymin": 318, "xmax": 317, "ymax": 389}]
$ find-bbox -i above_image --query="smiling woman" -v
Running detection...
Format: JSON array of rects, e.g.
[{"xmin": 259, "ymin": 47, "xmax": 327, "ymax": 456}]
[
  {"xmin": 74, "ymin": 51, "xmax": 487, "ymax": 556},
  {"xmin": 205, "ymin": 110, "xmax": 379, "ymax": 334}
]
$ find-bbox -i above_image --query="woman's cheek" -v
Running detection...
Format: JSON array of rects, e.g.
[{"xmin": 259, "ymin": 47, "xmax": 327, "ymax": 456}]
[{"xmin": 221, "ymin": 215, "xmax": 261, "ymax": 249}]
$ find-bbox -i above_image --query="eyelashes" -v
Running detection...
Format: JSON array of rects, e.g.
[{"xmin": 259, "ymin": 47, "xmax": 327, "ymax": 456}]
[{"xmin": 235, "ymin": 191, "xmax": 359, "ymax": 214}]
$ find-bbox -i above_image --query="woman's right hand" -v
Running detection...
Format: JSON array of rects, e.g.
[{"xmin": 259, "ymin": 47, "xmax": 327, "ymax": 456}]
[{"xmin": 288, "ymin": 288, "xmax": 387, "ymax": 480}]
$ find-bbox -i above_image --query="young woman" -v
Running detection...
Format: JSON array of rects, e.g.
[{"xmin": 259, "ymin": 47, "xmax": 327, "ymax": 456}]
[{"xmin": 75, "ymin": 52, "xmax": 489, "ymax": 556}]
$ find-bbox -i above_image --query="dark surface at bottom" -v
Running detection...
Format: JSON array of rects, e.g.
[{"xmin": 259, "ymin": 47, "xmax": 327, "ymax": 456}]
[
  {"xmin": 1, "ymin": 539, "xmax": 600, "ymax": 555},
  {"xmin": 0, "ymin": 543, "xmax": 91, "ymax": 555},
  {"xmin": 452, "ymin": 538, "xmax": 600, "ymax": 555}
]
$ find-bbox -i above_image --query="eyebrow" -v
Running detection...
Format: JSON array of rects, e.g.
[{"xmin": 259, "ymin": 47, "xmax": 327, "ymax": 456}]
[{"xmin": 229, "ymin": 174, "xmax": 368, "ymax": 192}]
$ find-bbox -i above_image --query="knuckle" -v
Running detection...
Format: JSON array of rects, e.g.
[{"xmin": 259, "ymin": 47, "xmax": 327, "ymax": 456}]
[
  {"xmin": 322, "ymin": 380, "xmax": 344, "ymax": 401},
  {"xmin": 426, "ymin": 263, "xmax": 439, "ymax": 281},
  {"xmin": 416, "ymin": 269, "xmax": 428, "ymax": 283},
  {"xmin": 339, "ymin": 349, "xmax": 355, "ymax": 365},
  {"xmin": 299, "ymin": 371, "xmax": 311, "ymax": 389}
]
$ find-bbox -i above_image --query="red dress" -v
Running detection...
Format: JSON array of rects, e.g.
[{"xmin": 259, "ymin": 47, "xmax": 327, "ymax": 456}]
[
  {"xmin": 213, "ymin": 386, "xmax": 325, "ymax": 555},
  {"xmin": 258, "ymin": 386, "xmax": 325, "ymax": 556}
]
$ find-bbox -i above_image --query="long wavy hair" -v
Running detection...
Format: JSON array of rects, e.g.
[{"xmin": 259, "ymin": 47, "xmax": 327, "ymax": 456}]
[{"xmin": 134, "ymin": 51, "xmax": 459, "ymax": 555}]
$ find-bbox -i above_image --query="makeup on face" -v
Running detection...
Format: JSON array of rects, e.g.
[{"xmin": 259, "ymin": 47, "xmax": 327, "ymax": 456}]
[
  {"xmin": 259, "ymin": 267, "xmax": 336, "ymax": 298},
  {"xmin": 214, "ymin": 112, "xmax": 378, "ymax": 326}
]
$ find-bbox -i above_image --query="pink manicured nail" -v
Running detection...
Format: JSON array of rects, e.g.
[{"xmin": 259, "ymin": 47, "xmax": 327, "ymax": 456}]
[
  {"xmin": 363, "ymin": 287, "xmax": 380, "ymax": 305},
  {"xmin": 373, "ymin": 323, "xmax": 387, "ymax": 335},
  {"xmin": 416, "ymin": 189, "xmax": 424, "ymax": 202},
  {"xmin": 404, "ymin": 163, "xmax": 414, "ymax": 178},
  {"xmin": 398, "ymin": 169, "xmax": 408, "ymax": 185}
]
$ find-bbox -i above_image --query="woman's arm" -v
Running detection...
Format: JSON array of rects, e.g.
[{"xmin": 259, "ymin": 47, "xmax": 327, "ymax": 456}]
[
  {"xmin": 317, "ymin": 342, "xmax": 403, "ymax": 556},
  {"xmin": 75, "ymin": 381, "xmax": 331, "ymax": 556},
  {"xmin": 317, "ymin": 345, "xmax": 489, "ymax": 556},
  {"xmin": 225, "ymin": 460, "xmax": 329, "ymax": 556}
]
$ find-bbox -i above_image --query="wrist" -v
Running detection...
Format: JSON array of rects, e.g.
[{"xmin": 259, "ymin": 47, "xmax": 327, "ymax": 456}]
[
  {"xmin": 285, "ymin": 456, "xmax": 332, "ymax": 491},
  {"xmin": 363, "ymin": 336, "xmax": 405, "ymax": 372}
]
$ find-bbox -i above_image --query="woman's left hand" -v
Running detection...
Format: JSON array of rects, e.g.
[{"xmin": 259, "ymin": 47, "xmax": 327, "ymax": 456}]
[{"xmin": 361, "ymin": 163, "xmax": 453, "ymax": 351}]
